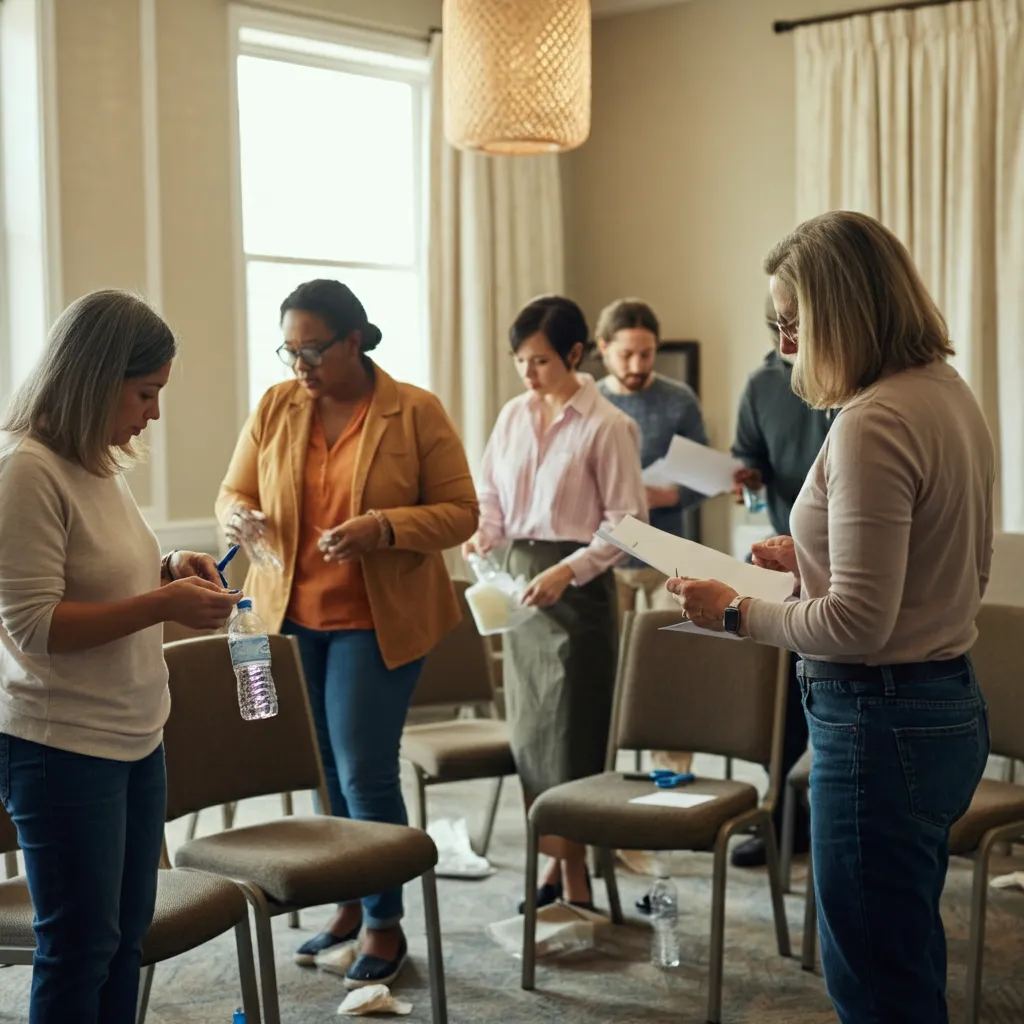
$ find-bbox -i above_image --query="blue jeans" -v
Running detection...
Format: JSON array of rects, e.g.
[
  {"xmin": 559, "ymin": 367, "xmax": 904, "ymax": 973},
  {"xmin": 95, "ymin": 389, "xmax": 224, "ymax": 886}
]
[
  {"xmin": 282, "ymin": 623, "xmax": 423, "ymax": 928},
  {"xmin": 0, "ymin": 734, "xmax": 166, "ymax": 1024},
  {"xmin": 799, "ymin": 655, "xmax": 989, "ymax": 1024}
]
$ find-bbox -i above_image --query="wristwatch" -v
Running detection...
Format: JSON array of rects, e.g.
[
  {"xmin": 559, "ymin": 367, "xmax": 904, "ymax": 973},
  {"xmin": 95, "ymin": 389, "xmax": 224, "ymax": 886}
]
[{"xmin": 723, "ymin": 595, "xmax": 747, "ymax": 635}]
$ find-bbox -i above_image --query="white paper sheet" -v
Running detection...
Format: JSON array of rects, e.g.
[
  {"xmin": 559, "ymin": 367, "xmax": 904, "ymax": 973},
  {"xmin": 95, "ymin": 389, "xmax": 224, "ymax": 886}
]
[
  {"xmin": 628, "ymin": 791, "xmax": 717, "ymax": 809},
  {"xmin": 660, "ymin": 621, "xmax": 744, "ymax": 640},
  {"xmin": 641, "ymin": 458, "xmax": 674, "ymax": 486},
  {"xmin": 596, "ymin": 516, "xmax": 794, "ymax": 602},
  {"xmin": 654, "ymin": 435, "xmax": 743, "ymax": 497}
]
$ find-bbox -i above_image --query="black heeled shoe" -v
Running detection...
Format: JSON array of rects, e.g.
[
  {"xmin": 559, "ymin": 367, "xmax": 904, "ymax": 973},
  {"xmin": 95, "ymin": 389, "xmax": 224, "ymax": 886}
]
[{"xmin": 518, "ymin": 879, "xmax": 563, "ymax": 914}]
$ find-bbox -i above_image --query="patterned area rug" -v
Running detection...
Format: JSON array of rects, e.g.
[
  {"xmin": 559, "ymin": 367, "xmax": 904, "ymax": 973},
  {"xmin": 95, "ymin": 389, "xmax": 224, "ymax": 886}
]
[{"xmin": 2, "ymin": 760, "xmax": 1023, "ymax": 1023}]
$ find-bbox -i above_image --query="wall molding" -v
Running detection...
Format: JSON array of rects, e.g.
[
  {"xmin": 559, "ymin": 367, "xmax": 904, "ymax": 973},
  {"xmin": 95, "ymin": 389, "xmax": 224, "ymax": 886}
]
[{"xmin": 149, "ymin": 517, "xmax": 222, "ymax": 554}]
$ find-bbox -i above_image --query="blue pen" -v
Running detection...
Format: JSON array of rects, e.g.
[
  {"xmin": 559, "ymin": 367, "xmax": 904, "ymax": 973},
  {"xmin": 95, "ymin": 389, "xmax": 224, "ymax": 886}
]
[{"xmin": 216, "ymin": 544, "xmax": 240, "ymax": 588}]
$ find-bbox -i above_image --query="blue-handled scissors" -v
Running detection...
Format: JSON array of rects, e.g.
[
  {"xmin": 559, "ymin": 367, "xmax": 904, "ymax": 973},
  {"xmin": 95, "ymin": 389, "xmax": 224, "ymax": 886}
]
[
  {"xmin": 650, "ymin": 770, "xmax": 695, "ymax": 789},
  {"xmin": 216, "ymin": 544, "xmax": 240, "ymax": 588}
]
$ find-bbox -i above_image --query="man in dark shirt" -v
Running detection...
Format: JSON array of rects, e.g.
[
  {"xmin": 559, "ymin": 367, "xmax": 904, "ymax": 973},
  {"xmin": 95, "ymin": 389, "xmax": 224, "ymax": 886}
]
[
  {"xmin": 728, "ymin": 296, "xmax": 832, "ymax": 868},
  {"xmin": 596, "ymin": 298, "xmax": 708, "ymax": 616}
]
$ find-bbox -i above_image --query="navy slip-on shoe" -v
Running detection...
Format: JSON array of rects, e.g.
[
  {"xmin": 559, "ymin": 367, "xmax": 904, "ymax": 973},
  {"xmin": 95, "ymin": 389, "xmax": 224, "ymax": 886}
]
[{"xmin": 344, "ymin": 932, "xmax": 408, "ymax": 990}]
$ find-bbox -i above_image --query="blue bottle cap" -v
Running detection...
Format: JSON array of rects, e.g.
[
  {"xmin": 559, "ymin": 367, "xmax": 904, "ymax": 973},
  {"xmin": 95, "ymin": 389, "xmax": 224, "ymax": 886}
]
[{"xmin": 236, "ymin": 598, "xmax": 253, "ymax": 611}]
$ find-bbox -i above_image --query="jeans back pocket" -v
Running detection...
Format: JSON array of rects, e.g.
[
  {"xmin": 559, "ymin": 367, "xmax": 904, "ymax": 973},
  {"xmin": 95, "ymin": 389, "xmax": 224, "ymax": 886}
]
[{"xmin": 894, "ymin": 719, "xmax": 982, "ymax": 829}]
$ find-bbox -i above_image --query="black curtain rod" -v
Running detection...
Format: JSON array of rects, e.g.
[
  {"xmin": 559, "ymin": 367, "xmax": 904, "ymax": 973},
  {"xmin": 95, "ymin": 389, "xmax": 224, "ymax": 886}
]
[{"xmin": 774, "ymin": 0, "xmax": 979, "ymax": 34}]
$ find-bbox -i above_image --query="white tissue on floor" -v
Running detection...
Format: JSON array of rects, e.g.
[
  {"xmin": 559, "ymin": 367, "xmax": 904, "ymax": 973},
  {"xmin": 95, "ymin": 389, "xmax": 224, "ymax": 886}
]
[
  {"xmin": 488, "ymin": 901, "xmax": 609, "ymax": 959},
  {"xmin": 990, "ymin": 871, "xmax": 1024, "ymax": 891},
  {"xmin": 427, "ymin": 818, "xmax": 495, "ymax": 880},
  {"xmin": 337, "ymin": 984, "xmax": 412, "ymax": 1016},
  {"xmin": 316, "ymin": 941, "xmax": 360, "ymax": 976}
]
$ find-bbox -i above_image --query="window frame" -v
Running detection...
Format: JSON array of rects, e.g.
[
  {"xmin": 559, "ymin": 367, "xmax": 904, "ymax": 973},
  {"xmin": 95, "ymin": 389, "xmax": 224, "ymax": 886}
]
[{"xmin": 227, "ymin": 4, "xmax": 430, "ymax": 421}]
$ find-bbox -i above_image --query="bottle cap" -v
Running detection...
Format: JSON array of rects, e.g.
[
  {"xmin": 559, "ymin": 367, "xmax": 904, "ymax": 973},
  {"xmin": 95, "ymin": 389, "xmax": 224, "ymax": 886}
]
[{"xmin": 236, "ymin": 598, "xmax": 253, "ymax": 611}]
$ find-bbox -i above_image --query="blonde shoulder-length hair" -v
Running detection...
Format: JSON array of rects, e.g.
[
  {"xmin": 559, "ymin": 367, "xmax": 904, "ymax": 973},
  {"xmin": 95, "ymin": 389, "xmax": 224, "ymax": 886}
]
[
  {"xmin": 3, "ymin": 289, "xmax": 177, "ymax": 476},
  {"xmin": 764, "ymin": 211, "xmax": 954, "ymax": 409}
]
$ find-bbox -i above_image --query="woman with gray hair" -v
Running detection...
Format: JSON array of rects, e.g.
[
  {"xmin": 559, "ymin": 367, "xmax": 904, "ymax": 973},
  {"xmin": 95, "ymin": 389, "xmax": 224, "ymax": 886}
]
[
  {"xmin": 668, "ymin": 212, "xmax": 994, "ymax": 1024},
  {"xmin": 0, "ymin": 290, "xmax": 241, "ymax": 1023}
]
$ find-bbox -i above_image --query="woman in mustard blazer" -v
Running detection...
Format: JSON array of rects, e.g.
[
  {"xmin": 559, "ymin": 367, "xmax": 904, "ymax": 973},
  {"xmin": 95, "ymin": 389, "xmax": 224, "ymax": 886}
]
[{"xmin": 217, "ymin": 279, "xmax": 478, "ymax": 989}]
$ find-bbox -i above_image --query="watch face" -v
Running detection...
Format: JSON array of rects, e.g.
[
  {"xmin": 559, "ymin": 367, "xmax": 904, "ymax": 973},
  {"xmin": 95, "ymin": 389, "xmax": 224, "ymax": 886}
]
[{"xmin": 724, "ymin": 606, "xmax": 741, "ymax": 633}]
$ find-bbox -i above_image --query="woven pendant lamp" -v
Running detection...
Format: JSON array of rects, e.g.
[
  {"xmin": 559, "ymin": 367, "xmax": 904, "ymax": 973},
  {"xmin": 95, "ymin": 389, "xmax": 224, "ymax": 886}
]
[{"xmin": 443, "ymin": 0, "xmax": 592, "ymax": 155}]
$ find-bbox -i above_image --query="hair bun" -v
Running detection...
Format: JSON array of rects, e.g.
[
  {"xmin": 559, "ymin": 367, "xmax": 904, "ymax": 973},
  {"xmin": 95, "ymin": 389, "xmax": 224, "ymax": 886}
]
[{"xmin": 361, "ymin": 323, "xmax": 383, "ymax": 352}]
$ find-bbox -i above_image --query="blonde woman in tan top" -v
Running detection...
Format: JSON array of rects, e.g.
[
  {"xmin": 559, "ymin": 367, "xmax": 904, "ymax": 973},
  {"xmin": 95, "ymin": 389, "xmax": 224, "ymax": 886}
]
[{"xmin": 669, "ymin": 212, "xmax": 994, "ymax": 1024}]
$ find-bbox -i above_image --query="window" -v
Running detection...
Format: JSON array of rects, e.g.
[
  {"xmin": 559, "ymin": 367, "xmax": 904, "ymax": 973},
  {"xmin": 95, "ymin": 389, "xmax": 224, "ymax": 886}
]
[{"xmin": 231, "ymin": 14, "xmax": 429, "ymax": 412}]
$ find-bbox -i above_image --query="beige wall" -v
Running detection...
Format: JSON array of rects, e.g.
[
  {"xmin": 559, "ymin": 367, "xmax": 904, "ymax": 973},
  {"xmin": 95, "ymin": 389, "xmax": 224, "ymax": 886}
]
[
  {"xmin": 50, "ymin": 0, "xmax": 440, "ymax": 530},
  {"xmin": 564, "ymin": 0, "xmax": 887, "ymax": 550}
]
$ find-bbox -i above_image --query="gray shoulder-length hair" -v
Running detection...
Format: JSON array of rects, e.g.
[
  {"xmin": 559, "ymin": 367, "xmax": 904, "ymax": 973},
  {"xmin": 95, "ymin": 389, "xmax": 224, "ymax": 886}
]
[{"xmin": 2, "ymin": 289, "xmax": 177, "ymax": 476}]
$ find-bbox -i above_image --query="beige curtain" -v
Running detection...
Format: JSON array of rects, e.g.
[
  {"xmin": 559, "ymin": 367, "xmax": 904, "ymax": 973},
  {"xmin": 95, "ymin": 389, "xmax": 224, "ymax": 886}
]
[
  {"xmin": 794, "ymin": 0, "xmax": 1024, "ymax": 532},
  {"xmin": 427, "ymin": 33, "xmax": 565, "ymax": 473}
]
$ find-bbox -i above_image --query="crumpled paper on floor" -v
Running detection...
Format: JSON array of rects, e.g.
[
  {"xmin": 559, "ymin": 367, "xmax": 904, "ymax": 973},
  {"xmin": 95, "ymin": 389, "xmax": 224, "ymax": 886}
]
[
  {"xmin": 316, "ymin": 941, "xmax": 360, "ymax": 976},
  {"xmin": 991, "ymin": 871, "xmax": 1024, "ymax": 891},
  {"xmin": 488, "ymin": 900, "xmax": 609, "ymax": 959},
  {"xmin": 337, "ymin": 984, "xmax": 412, "ymax": 1016},
  {"xmin": 427, "ymin": 818, "xmax": 495, "ymax": 879}
]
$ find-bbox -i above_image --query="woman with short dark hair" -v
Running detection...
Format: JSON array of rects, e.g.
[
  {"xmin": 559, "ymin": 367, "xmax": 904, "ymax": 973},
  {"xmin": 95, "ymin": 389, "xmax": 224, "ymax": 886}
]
[
  {"xmin": 217, "ymin": 278, "xmax": 478, "ymax": 989},
  {"xmin": 0, "ymin": 289, "xmax": 240, "ymax": 1023},
  {"xmin": 464, "ymin": 295, "xmax": 647, "ymax": 911}
]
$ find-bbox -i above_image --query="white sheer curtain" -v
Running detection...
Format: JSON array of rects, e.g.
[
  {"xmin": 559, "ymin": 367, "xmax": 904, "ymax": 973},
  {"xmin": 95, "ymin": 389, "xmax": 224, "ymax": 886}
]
[
  {"xmin": 427, "ymin": 33, "xmax": 566, "ymax": 473},
  {"xmin": 794, "ymin": 0, "xmax": 1024, "ymax": 532}
]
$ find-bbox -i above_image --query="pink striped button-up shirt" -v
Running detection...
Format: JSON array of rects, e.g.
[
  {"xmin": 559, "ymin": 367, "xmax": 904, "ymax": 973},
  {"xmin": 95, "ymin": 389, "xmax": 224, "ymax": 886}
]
[{"xmin": 476, "ymin": 374, "xmax": 648, "ymax": 586}]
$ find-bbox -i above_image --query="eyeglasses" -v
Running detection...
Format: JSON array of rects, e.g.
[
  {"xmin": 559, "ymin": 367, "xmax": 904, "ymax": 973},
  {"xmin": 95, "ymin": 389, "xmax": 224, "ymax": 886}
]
[
  {"xmin": 776, "ymin": 317, "xmax": 799, "ymax": 343},
  {"xmin": 276, "ymin": 335, "xmax": 343, "ymax": 369}
]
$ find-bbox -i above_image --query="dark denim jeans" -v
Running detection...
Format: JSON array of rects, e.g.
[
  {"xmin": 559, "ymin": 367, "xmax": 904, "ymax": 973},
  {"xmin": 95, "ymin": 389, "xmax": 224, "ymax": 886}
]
[
  {"xmin": 798, "ymin": 655, "xmax": 989, "ymax": 1024},
  {"xmin": 0, "ymin": 734, "xmax": 166, "ymax": 1024},
  {"xmin": 282, "ymin": 623, "xmax": 423, "ymax": 928}
]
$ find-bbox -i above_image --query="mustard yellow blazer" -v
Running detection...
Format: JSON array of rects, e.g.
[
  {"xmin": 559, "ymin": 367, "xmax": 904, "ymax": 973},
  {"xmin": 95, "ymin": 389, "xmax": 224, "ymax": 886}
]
[{"xmin": 216, "ymin": 365, "xmax": 479, "ymax": 669}]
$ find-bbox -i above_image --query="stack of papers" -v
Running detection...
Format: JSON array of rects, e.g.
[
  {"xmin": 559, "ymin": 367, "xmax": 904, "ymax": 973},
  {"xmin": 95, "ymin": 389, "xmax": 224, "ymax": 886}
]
[
  {"xmin": 596, "ymin": 515, "xmax": 795, "ymax": 640},
  {"xmin": 641, "ymin": 435, "xmax": 743, "ymax": 497}
]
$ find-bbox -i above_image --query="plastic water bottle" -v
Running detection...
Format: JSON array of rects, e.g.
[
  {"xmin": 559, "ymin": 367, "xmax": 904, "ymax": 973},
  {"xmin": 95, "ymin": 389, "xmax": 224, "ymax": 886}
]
[
  {"xmin": 650, "ymin": 874, "xmax": 681, "ymax": 969},
  {"xmin": 228, "ymin": 599, "xmax": 278, "ymax": 721},
  {"xmin": 742, "ymin": 485, "xmax": 767, "ymax": 514},
  {"xmin": 233, "ymin": 1010, "xmax": 246, "ymax": 1024}
]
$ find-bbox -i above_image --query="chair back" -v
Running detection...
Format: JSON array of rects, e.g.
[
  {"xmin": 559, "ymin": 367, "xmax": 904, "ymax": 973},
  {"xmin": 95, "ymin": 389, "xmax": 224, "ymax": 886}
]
[
  {"xmin": 983, "ymin": 534, "xmax": 1024, "ymax": 607},
  {"xmin": 0, "ymin": 800, "xmax": 17, "ymax": 855},
  {"xmin": 610, "ymin": 610, "xmax": 788, "ymax": 772},
  {"xmin": 410, "ymin": 580, "xmax": 496, "ymax": 707},
  {"xmin": 971, "ymin": 603, "xmax": 1024, "ymax": 762},
  {"xmin": 162, "ymin": 634, "xmax": 325, "ymax": 823}
]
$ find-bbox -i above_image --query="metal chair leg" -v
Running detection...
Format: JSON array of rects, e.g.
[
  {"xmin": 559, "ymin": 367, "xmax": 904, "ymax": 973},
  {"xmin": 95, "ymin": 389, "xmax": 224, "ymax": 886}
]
[
  {"xmin": 420, "ymin": 869, "xmax": 449, "ymax": 1024},
  {"xmin": 238, "ymin": 882, "xmax": 281, "ymax": 1024},
  {"xmin": 965, "ymin": 841, "xmax": 994, "ymax": 1024},
  {"xmin": 761, "ymin": 817, "xmax": 791, "ymax": 957},
  {"xmin": 706, "ymin": 830, "xmax": 730, "ymax": 1024},
  {"xmin": 222, "ymin": 802, "xmax": 237, "ymax": 830},
  {"xmin": 233, "ymin": 915, "xmax": 263, "ymax": 1024},
  {"xmin": 724, "ymin": 757, "xmax": 734, "ymax": 780},
  {"xmin": 185, "ymin": 812, "xmax": 200, "ymax": 842},
  {"xmin": 780, "ymin": 783, "xmax": 797, "ymax": 894},
  {"xmin": 598, "ymin": 847, "xmax": 623, "ymax": 924},
  {"xmin": 478, "ymin": 776, "xmax": 503, "ymax": 857},
  {"xmin": 521, "ymin": 821, "xmax": 540, "ymax": 990},
  {"xmin": 414, "ymin": 769, "xmax": 428, "ymax": 832},
  {"xmin": 633, "ymin": 750, "xmax": 642, "ymax": 772},
  {"xmin": 3, "ymin": 851, "xmax": 17, "ymax": 879},
  {"xmin": 801, "ymin": 851, "xmax": 817, "ymax": 972},
  {"xmin": 136, "ymin": 964, "xmax": 155, "ymax": 1024}
]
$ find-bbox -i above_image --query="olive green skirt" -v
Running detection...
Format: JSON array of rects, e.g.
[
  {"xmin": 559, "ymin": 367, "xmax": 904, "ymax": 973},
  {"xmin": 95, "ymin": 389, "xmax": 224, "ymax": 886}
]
[{"xmin": 503, "ymin": 539, "xmax": 618, "ymax": 797}]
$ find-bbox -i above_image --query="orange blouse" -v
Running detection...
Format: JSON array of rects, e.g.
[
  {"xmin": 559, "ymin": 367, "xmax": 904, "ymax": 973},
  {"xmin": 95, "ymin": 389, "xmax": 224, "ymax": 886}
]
[{"xmin": 286, "ymin": 398, "xmax": 374, "ymax": 632}]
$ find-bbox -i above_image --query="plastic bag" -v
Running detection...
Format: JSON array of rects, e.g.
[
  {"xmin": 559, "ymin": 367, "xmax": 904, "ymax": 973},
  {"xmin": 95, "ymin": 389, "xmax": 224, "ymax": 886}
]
[
  {"xmin": 427, "ymin": 818, "xmax": 495, "ymax": 880},
  {"xmin": 464, "ymin": 554, "xmax": 538, "ymax": 636},
  {"xmin": 337, "ymin": 984, "xmax": 412, "ymax": 1016},
  {"xmin": 487, "ymin": 901, "xmax": 609, "ymax": 959}
]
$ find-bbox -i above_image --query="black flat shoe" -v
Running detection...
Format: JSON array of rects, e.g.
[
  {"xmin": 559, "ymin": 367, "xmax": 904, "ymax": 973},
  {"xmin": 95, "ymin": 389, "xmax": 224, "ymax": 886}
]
[
  {"xmin": 294, "ymin": 921, "xmax": 362, "ymax": 966},
  {"xmin": 518, "ymin": 880, "xmax": 563, "ymax": 914},
  {"xmin": 344, "ymin": 932, "xmax": 408, "ymax": 990}
]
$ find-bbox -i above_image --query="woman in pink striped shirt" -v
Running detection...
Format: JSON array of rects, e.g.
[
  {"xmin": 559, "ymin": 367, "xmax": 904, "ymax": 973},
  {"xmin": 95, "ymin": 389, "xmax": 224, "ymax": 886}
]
[{"xmin": 463, "ymin": 296, "xmax": 647, "ymax": 911}]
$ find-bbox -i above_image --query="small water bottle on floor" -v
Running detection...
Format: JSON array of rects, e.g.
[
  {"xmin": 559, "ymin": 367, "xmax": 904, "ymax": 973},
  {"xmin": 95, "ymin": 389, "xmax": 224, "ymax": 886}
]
[
  {"xmin": 650, "ymin": 874, "xmax": 681, "ymax": 969},
  {"xmin": 228, "ymin": 599, "xmax": 279, "ymax": 721},
  {"xmin": 233, "ymin": 1010, "xmax": 246, "ymax": 1024}
]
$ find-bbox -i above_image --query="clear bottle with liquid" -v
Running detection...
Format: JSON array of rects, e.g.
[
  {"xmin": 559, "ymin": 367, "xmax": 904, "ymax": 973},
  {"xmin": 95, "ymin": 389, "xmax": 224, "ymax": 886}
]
[
  {"xmin": 742, "ymin": 485, "xmax": 767, "ymax": 515},
  {"xmin": 228, "ymin": 599, "xmax": 278, "ymax": 721},
  {"xmin": 649, "ymin": 874, "xmax": 681, "ymax": 969}
]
